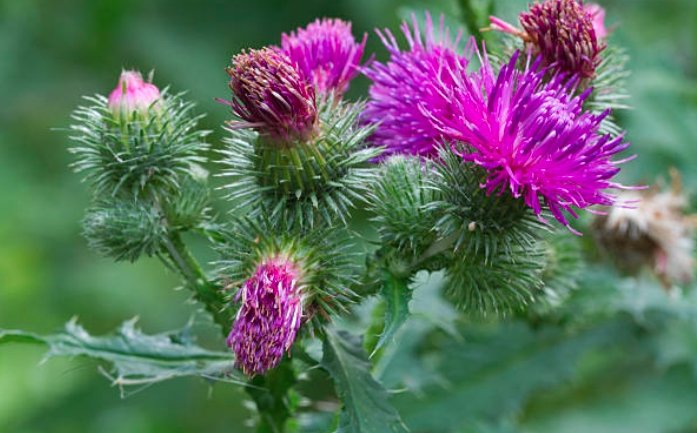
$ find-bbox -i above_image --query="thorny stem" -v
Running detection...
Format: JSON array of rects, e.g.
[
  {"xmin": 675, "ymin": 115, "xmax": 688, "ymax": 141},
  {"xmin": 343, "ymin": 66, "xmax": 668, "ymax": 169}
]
[{"xmin": 161, "ymin": 231, "xmax": 232, "ymax": 333}]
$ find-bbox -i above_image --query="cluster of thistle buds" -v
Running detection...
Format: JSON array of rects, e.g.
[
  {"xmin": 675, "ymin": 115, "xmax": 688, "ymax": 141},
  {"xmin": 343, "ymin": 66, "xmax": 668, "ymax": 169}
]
[{"xmin": 67, "ymin": 0, "xmax": 693, "ymax": 382}]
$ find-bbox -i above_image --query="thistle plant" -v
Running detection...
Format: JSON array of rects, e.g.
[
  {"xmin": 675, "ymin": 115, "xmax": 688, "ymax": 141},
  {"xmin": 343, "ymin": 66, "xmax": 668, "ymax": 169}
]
[{"xmin": 5, "ymin": 3, "xmax": 693, "ymax": 433}]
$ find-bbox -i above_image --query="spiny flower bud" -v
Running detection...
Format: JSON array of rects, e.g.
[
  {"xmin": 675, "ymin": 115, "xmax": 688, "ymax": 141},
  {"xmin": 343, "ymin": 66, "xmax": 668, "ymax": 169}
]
[
  {"xmin": 107, "ymin": 70, "xmax": 161, "ymax": 118},
  {"xmin": 225, "ymin": 47, "xmax": 318, "ymax": 145},
  {"xmin": 227, "ymin": 257, "xmax": 303, "ymax": 376},
  {"xmin": 584, "ymin": 3, "xmax": 608, "ymax": 40},
  {"xmin": 490, "ymin": 0, "xmax": 604, "ymax": 78},
  {"xmin": 281, "ymin": 18, "xmax": 367, "ymax": 97},
  {"xmin": 593, "ymin": 170, "xmax": 697, "ymax": 288}
]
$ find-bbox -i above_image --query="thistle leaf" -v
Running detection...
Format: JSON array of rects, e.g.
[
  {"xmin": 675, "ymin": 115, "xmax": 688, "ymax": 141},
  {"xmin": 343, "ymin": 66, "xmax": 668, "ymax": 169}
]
[
  {"xmin": 372, "ymin": 275, "xmax": 412, "ymax": 356},
  {"xmin": 0, "ymin": 318, "xmax": 237, "ymax": 393},
  {"xmin": 321, "ymin": 328, "xmax": 408, "ymax": 433}
]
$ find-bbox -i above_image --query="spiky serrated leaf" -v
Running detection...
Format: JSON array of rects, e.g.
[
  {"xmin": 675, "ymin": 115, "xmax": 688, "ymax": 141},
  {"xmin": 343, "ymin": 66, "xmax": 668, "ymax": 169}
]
[
  {"xmin": 372, "ymin": 275, "xmax": 412, "ymax": 356},
  {"xmin": 321, "ymin": 328, "xmax": 408, "ymax": 433},
  {"xmin": 393, "ymin": 317, "xmax": 635, "ymax": 432},
  {"xmin": 0, "ymin": 318, "xmax": 237, "ymax": 392}
]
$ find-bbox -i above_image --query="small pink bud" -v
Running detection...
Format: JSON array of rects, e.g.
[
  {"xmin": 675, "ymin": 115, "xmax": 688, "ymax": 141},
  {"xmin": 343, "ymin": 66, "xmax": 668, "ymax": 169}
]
[
  {"xmin": 107, "ymin": 70, "xmax": 161, "ymax": 117},
  {"xmin": 584, "ymin": 3, "xmax": 608, "ymax": 40}
]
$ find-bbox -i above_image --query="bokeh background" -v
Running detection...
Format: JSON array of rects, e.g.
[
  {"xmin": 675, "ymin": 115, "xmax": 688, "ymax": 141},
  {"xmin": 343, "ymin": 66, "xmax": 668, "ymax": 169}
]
[{"xmin": 1, "ymin": 0, "xmax": 697, "ymax": 432}]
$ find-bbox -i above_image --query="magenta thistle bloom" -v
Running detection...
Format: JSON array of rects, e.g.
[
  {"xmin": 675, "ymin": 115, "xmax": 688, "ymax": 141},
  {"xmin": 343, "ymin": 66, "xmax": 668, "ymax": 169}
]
[
  {"xmin": 426, "ymin": 48, "xmax": 630, "ymax": 229},
  {"xmin": 227, "ymin": 257, "xmax": 303, "ymax": 376},
  {"xmin": 362, "ymin": 14, "xmax": 469, "ymax": 158},
  {"xmin": 281, "ymin": 18, "xmax": 367, "ymax": 97},
  {"xmin": 225, "ymin": 47, "xmax": 318, "ymax": 144},
  {"xmin": 107, "ymin": 70, "xmax": 160, "ymax": 117},
  {"xmin": 490, "ymin": 0, "xmax": 604, "ymax": 79}
]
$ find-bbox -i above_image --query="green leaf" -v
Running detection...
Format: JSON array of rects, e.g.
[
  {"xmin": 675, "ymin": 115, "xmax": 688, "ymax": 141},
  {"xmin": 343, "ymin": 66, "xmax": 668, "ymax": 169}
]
[
  {"xmin": 0, "ymin": 318, "xmax": 237, "ymax": 392},
  {"xmin": 372, "ymin": 275, "xmax": 412, "ymax": 356},
  {"xmin": 321, "ymin": 328, "xmax": 408, "ymax": 433},
  {"xmin": 394, "ymin": 317, "xmax": 635, "ymax": 432}
]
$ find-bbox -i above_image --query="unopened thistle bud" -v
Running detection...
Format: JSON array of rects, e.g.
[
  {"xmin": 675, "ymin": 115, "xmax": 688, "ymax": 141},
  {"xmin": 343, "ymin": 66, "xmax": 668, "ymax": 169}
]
[
  {"xmin": 490, "ymin": 0, "xmax": 604, "ymax": 78},
  {"xmin": 584, "ymin": 3, "xmax": 608, "ymax": 40},
  {"xmin": 227, "ymin": 257, "xmax": 303, "ymax": 376},
  {"xmin": 225, "ymin": 47, "xmax": 318, "ymax": 145},
  {"xmin": 107, "ymin": 70, "xmax": 161, "ymax": 119},
  {"xmin": 593, "ymin": 170, "xmax": 697, "ymax": 288},
  {"xmin": 281, "ymin": 18, "xmax": 367, "ymax": 97}
]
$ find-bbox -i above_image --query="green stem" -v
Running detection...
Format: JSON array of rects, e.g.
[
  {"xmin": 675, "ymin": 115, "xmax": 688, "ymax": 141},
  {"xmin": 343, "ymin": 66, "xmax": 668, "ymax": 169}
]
[
  {"xmin": 162, "ymin": 231, "xmax": 232, "ymax": 332},
  {"xmin": 457, "ymin": 0, "xmax": 495, "ymax": 45},
  {"xmin": 246, "ymin": 358, "xmax": 297, "ymax": 433}
]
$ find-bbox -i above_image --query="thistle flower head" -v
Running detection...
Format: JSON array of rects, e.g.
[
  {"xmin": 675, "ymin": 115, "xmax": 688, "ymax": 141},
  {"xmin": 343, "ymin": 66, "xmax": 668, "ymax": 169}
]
[
  {"xmin": 490, "ymin": 0, "xmax": 604, "ymax": 78},
  {"xmin": 363, "ymin": 14, "xmax": 469, "ymax": 158},
  {"xmin": 227, "ymin": 256, "xmax": 303, "ymax": 376},
  {"xmin": 107, "ymin": 70, "xmax": 161, "ymax": 118},
  {"xmin": 519, "ymin": 0, "xmax": 604, "ymax": 78},
  {"xmin": 426, "ymin": 48, "xmax": 630, "ymax": 229},
  {"xmin": 281, "ymin": 18, "xmax": 367, "ymax": 97},
  {"xmin": 225, "ymin": 47, "xmax": 318, "ymax": 144}
]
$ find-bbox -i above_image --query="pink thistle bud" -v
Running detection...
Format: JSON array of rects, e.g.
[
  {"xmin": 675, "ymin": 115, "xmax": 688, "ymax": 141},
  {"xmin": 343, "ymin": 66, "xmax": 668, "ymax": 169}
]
[
  {"xmin": 281, "ymin": 18, "xmax": 367, "ymax": 97},
  {"xmin": 584, "ymin": 3, "xmax": 608, "ymax": 40},
  {"xmin": 227, "ymin": 257, "xmax": 303, "ymax": 376},
  {"xmin": 225, "ymin": 47, "xmax": 318, "ymax": 145},
  {"xmin": 107, "ymin": 70, "xmax": 161, "ymax": 117}
]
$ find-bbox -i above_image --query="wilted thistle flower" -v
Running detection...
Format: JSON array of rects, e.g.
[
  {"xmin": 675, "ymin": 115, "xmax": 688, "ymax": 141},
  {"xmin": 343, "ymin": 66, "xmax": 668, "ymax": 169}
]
[
  {"xmin": 362, "ymin": 14, "xmax": 468, "ymax": 158},
  {"xmin": 593, "ymin": 170, "xmax": 697, "ymax": 287},
  {"xmin": 490, "ymin": 0, "xmax": 604, "ymax": 78},
  {"xmin": 227, "ymin": 257, "xmax": 303, "ymax": 376},
  {"xmin": 281, "ymin": 18, "xmax": 367, "ymax": 97},
  {"xmin": 107, "ymin": 70, "xmax": 161, "ymax": 118},
  {"xmin": 224, "ymin": 47, "xmax": 318, "ymax": 145},
  {"xmin": 426, "ymin": 49, "xmax": 630, "ymax": 230}
]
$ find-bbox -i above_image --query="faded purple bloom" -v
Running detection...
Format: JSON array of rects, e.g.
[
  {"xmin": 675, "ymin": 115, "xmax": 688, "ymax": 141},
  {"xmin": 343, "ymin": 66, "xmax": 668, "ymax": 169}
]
[
  {"xmin": 584, "ymin": 3, "xmax": 608, "ymax": 40},
  {"xmin": 363, "ymin": 14, "xmax": 469, "ymax": 158},
  {"xmin": 281, "ymin": 18, "xmax": 367, "ymax": 96},
  {"xmin": 108, "ymin": 70, "xmax": 160, "ymax": 117},
  {"xmin": 224, "ymin": 47, "xmax": 318, "ymax": 144},
  {"xmin": 227, "ymin": 257, "xmax": 303, "ymax": 376},
  {"xmin": 490, "ymin": 0, "xmax": 604, "ymax": 78},
  {"xmin": 426, "ymin": 48, "xmax": 630, "ymax": 229}
]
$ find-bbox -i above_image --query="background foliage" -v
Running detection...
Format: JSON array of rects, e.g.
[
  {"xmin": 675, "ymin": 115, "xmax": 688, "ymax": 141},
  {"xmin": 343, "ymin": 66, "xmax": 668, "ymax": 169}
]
[{"xmin": 1, "ymin": 0, "xmax": 697, "ymax": 432}]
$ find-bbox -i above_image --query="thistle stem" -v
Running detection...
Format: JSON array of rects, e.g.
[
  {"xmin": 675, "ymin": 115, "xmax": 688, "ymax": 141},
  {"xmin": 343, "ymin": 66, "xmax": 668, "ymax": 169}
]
[{"xmin": 161, "ymin": 231, "xmax": 232, "ymax": 332}]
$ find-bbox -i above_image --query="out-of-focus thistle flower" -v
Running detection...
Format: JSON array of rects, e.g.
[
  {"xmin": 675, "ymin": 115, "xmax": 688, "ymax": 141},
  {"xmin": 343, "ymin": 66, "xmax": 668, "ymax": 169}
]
[
  {"xmin": 224, "ymin": 47, "xmax": 318, "ymax": 145},
  {"xmin": 281, "ymin": 18, "xmax": 367, "ymax": 97},
  {"xmin": 363, "ymin": 14, "xmax": 468, "ymax": 158},
  {"xmin": 584, "ymin": 3, "xmax": 608, "ymax": 40},
  {"xmin": 227, "ymin": 257, "xmax": 303, "ymax": 376},
  {"xmin": 426, "ymin": 49, "xmax": 630, "ymax": 230},
  {"xmin": 593, "ymin": 170, "xmax": 697, "ymax": 288},
  {"xmin": 107, "ymin": 70, "xmax": 161, "ymax": 118},
  {"xmin": 489, "ymin": 0, "xmax": 604, "ymax": 78}
]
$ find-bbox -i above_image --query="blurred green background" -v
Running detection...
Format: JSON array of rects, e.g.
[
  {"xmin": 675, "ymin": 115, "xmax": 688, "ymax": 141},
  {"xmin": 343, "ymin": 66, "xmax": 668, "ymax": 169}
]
[{"xmin": 1, "ymin": 0, "xmax": 697, "ymax": 432}]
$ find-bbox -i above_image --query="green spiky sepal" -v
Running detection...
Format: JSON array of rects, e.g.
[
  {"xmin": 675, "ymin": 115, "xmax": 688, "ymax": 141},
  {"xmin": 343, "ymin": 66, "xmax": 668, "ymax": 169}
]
[
  {"xmin": 215, "ymin": 217, "xmax": 359, "ymax": 335},
  {"xmin": 368, "ymin": 155, "xmax": 440, "ymax": 262},
  {"xmin": 220, "ymin": 99, "xmax": 381, "ymax": 229},
  {"xmin": 69, "ymin": 90, "xmax": 210, "ymax": 200}
]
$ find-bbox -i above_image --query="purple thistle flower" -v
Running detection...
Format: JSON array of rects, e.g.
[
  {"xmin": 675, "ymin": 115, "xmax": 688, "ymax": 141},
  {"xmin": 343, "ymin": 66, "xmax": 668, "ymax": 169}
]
[
  {"xmin": 281, "ymin": 18, "xmax": 367, "ymax": 97},
  {"xmin": 227, "ymin": 257, "xmax": 303, "ymax": 376},
  {"xmin": 362, "ymin": 14, "xmax": 469, "ymax": 158},
  {"xmin": 426, "ymin": 48, "xmax": 631, "ymax": 229},
  {"xmin": 224, "ymin": 47, "xmax": 318, "ymax": 144},
  {"xmin": 490, "ymin": 0, "xmax": 604, "ymax": 79}
]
